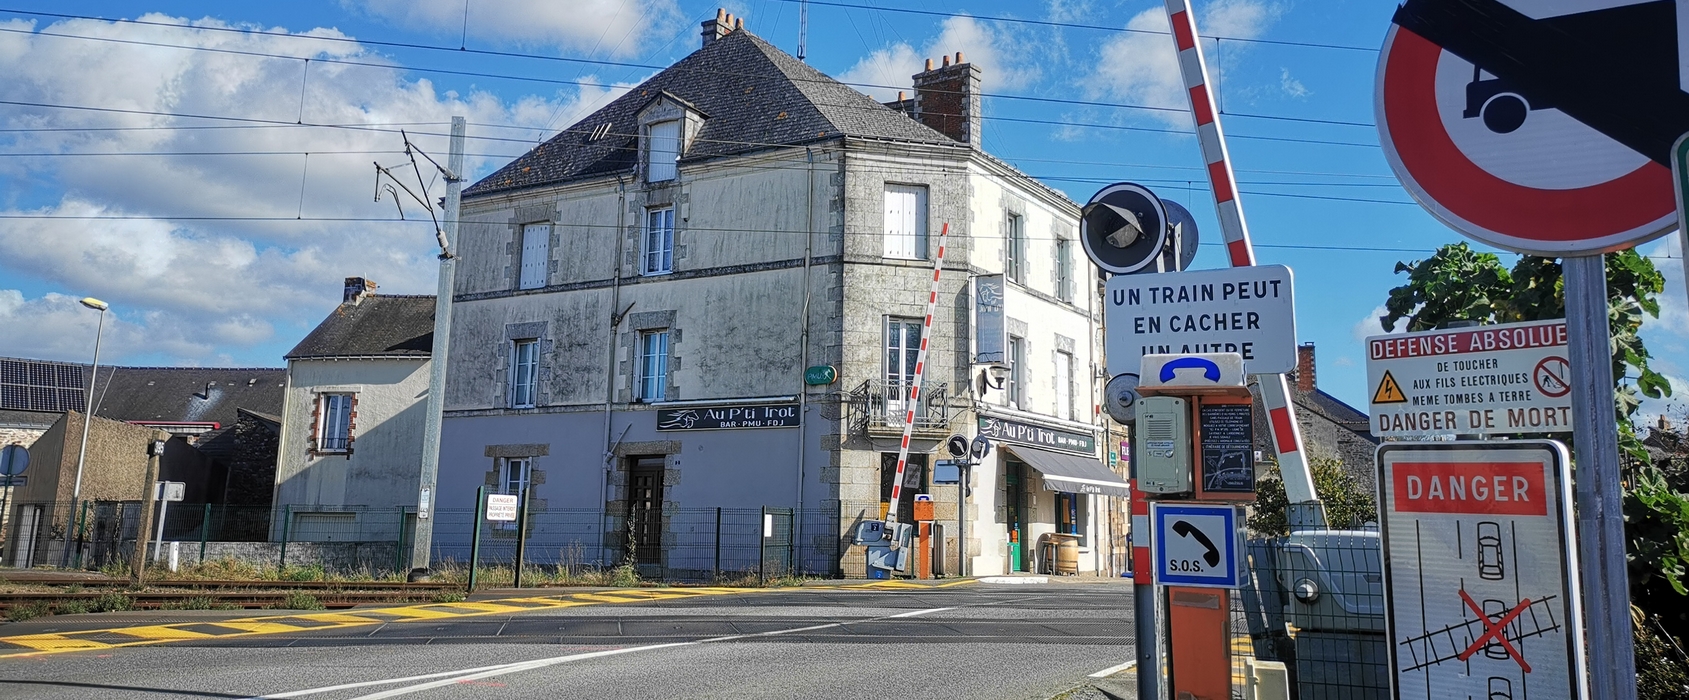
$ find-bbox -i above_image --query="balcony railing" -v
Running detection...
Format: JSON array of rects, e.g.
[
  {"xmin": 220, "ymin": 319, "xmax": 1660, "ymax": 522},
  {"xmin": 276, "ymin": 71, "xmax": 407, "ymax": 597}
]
[{"xmin": 846, "ymin": 380, "xmax": 953, "ymax": 435}]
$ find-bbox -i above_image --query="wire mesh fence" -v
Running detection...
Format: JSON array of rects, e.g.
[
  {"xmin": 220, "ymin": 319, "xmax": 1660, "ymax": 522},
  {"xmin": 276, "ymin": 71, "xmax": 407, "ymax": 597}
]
[
  {"xmin": 1, "ymin": 501, "xmax": 845, "ymax": 581},
  {"xmin": 1234, "ymin": 506, "xmax": 1389, "ymax": 699}
]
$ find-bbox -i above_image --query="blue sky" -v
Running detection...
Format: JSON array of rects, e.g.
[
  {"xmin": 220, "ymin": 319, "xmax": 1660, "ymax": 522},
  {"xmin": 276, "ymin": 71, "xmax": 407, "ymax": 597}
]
[{"xmin": 0, "ymin": 0, "xmax": 1684, "ymax": 419}]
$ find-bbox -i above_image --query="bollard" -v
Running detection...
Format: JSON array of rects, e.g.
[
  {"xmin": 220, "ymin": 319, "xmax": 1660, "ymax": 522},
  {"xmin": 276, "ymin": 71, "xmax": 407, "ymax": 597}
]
[
  {"xmin": 714, "ymin": 507, "xmax": 722, "ymax": 580},
  {"xmin": 168, "ymin": 541, "xmax": 179, "ymax": 572},
  {"xmin": 468, "ymin": 486, "xmax": 485, "ymax": 593}
]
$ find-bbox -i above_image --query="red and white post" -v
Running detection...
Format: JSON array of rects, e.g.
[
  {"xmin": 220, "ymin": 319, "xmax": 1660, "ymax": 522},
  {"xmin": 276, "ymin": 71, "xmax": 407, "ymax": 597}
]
[
  {"xmin": 1164, "ymin": 0, "xmax": 1318, "ymax": 509},
  {"xmin": 886, "ymin": 223, "xmax": 949, "ymax": 527}
]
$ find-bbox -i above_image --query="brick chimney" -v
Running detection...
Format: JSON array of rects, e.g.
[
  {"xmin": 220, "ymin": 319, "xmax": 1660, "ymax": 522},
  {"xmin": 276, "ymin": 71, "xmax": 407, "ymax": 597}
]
[
  {"xmin": 1295, "ymin": 342, "xmax": 1316, "ymax": 392},
  {"xmin": 343, "ymin": 277, "xmax": 376, "ymax": 305},
  {"xmin": 912, "ymin": 52, "xmax": 983, "ymax": 146},
  {"xmin": 701, "ymin": 8, "xmax": 734, "ymax": 47}
]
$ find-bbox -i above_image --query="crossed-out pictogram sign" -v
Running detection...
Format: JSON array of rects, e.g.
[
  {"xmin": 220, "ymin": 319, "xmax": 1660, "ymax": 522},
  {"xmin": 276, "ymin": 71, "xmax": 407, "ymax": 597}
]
[{"xmin": 1456, "ymin": 589, "xmax": 1533, "ymax": 672}]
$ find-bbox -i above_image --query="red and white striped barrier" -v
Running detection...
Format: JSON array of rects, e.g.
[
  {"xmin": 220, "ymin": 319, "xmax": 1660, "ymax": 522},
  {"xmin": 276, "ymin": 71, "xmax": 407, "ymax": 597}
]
[
  {"xmin": 1164, "ymin": 0, "xmax": 1315, "ymax": 502},
  {"xmin": 886, "ymin": 223, "xmax": 949, "ymax": 525}
]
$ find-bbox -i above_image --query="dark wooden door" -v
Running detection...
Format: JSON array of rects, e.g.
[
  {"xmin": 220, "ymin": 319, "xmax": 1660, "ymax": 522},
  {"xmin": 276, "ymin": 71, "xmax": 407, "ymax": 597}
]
[{"xmin": 627, "ymin": 457, "xmax": 664, "ymax": 565}]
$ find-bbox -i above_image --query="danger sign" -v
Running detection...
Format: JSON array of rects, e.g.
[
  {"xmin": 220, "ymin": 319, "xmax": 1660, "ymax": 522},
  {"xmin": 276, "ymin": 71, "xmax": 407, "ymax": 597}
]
[
  {"xmin": 1378, "ymin": 441, "xmax": 1587, "ymax": 700},
  {"xmin": 1366, "ymin": 319, "xmax": 1571, "ymax": 437}
]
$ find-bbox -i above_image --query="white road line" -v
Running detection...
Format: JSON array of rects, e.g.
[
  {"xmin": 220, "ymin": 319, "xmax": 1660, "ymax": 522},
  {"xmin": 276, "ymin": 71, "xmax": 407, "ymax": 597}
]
[
  {"xmin": 1088, "ymin": 660, "xmax": 1137, "ymax": 678},
  {"xmin": 887, "ymin": 606, "xmax": 956, "ymax": 618},
  {"xmin": 259, "ymin": 606, "xmax": 961, "ymax": 700}
]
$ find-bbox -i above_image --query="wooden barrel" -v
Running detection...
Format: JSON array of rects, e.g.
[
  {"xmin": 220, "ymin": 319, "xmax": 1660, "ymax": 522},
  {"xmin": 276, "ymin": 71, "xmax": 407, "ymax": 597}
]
[{"xmin": 1055, "ymin": 534, "xmax": 1080, "ymax": 575}]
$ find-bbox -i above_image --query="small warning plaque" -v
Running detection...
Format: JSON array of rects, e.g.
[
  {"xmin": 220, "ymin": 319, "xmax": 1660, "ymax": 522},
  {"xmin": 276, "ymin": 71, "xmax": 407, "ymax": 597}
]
[{"xmin": 1373, "ymin": 371, "xmax": 1407, "ymax": 404}]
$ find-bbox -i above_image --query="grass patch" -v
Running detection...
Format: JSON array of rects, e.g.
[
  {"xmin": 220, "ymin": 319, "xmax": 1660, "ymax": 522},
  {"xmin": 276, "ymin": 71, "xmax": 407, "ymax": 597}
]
[
  {"xmin": 6, "ymin": 603, "xmax": 47, "ymax": 622},
  {"xmin": 92, "ymin": 593, "xmax": 134, "ymax": 612},
  {"xmin": 431, "ymin": 591, "xmax": 467, "ymax": 603},
  {"xmin": 272, "ymin": 591, "xmax": 325, "ymax": 610},
  {"xmin": 56, "ymin": 600, "xmax": 91, "ymax": 615}
]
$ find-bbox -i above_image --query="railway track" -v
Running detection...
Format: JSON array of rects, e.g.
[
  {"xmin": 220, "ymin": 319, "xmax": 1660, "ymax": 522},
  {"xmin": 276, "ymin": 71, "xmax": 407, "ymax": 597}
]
[{"xmin": 0, "ymin": 577, "xmax": 462, "ymax": 611}]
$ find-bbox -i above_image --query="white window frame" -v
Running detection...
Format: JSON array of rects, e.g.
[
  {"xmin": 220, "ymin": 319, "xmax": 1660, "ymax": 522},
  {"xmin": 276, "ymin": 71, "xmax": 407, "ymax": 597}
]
[
  {"xmin": 646, "ymin": 120, "xmax": 680, "ymax": 182},
  {"xmin": 644, "ymin": 207, "xmax": 675, "ymax": 275},
  {"xmin": 510, "ymin": 339, "xmax": 539, "ymax": 408},
  {"xmin": 317, "ymin": 393, "xmax": 353, "ymax": 453},
  {"xmin": 517, "ymin": 223, "xmax": 551, "ymax": 290},
  {"xmin": 638, "ymin": 330, "xmax": 669, "ymax": 402},
  {"xmin": 1006, "ymin": 212, "xmax": 1026, "ymax": 284},
  {"xmin": 1055, "ymin": 237, "xmax": 1074, "ymax": 302},
  {"xmin": 1008, "ymin": 336, "xmax": 1026, "ymax": 410},
  {"xmin": 884, "ymin": 317, "xmax": 923, "ymax": 417},
  {"xmin": 1055, "ymin": 350, "xmax": 1074, "ymax": 421},
  {"xmin": 882, "ymin": 184, "xmax": 928, "ymax": 260}
]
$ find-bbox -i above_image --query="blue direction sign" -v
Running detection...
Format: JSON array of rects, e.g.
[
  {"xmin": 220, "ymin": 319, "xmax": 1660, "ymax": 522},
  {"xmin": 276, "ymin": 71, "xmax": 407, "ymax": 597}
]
[{"xmin": 1152, "ymin": 502, "xmax": 1243, "ymax": 588}]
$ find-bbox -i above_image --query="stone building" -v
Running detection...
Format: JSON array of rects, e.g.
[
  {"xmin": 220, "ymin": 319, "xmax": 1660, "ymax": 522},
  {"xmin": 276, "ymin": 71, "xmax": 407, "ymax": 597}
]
[
  {"xmin": 1252, "ymin": 343, "xmax": 1380, "ymax": 497},
  {"xmin": 434, "ymin": 12, "xmax": 1122, "ymax": 577},
  {"xmin": 271, "ymin": 278, "xmax": 434, "ymax": 543}
]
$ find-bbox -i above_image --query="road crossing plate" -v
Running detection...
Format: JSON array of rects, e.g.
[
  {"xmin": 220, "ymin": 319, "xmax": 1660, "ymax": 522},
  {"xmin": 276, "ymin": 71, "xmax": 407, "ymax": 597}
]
[
  {"xmin": 1150, "ymin": 502, "xmax": 1242, "ymax": 589},
  {"xmin": 1377, "ymin": 441, "xmax": 1587, "ymax": 700}
]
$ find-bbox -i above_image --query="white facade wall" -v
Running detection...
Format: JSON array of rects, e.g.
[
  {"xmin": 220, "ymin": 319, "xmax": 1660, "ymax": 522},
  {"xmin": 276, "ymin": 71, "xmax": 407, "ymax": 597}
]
[{"xmin": 273, "ymin": 356, "xmax": 431, "ymax": 541}]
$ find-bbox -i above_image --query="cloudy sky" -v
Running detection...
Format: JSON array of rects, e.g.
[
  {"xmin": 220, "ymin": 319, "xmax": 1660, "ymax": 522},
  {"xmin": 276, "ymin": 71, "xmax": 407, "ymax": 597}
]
[{"xmin": 0, "ymin": 0, "xmax": 1684, "ymax": 420}]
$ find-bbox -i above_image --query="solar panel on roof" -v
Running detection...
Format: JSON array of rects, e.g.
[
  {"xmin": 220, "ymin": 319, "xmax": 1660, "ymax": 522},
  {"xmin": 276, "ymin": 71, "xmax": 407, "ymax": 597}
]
[{"xmin": 0, "ymin": 359, "xmax": 85, "ymax": 413}]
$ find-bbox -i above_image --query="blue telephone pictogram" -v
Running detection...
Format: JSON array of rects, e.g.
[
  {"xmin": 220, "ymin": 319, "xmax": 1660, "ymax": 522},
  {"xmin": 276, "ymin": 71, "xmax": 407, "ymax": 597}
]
[{"xmin": 1159, "ymin": 357, "xmax": 1221, "ymax": 383}]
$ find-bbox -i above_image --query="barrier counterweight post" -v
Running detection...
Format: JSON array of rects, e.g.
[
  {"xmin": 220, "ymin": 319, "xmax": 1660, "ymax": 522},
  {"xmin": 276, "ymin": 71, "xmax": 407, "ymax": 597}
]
[{"xmin": 886, "ymin": 223, "xmax": 949, "ymax": 528}]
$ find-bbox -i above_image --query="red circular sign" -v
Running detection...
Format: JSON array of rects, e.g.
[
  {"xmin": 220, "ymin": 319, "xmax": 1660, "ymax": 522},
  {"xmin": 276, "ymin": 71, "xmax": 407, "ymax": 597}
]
[
  {"xmin": 1376, "ymin": 26, "xmax": 1676, "ymax": 255},
  {"xmin": 1534, "ymin": 356, "xmax": 1571, "ymax": 398}
]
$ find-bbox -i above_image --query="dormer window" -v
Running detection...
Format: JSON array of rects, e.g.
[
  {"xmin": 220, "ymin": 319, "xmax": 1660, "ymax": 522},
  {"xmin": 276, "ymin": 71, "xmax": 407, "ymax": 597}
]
[{"xmin": 647, "ymin": 120, "xmax": 680, "ymax": 182}]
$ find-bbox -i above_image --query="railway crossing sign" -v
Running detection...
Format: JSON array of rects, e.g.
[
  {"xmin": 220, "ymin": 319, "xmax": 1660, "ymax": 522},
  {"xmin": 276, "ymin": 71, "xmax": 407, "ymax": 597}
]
[
  {"xmin": 1377, "ymin": 441, "xmax": 1587, "ymax": 700},
  {"xmin": 1150, "ymin": 502, "xmax": 1243, "ymax": 589},
  {"xmin": 1376, "ymin": 0, "xmax": 1680, "ymax": 255}
]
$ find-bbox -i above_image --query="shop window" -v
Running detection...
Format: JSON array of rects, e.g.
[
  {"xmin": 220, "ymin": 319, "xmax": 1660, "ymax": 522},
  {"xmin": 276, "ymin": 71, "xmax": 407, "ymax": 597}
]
[{"xmin": 1056, "ymin": 492, "xmax": 1087, "ymax": 544}]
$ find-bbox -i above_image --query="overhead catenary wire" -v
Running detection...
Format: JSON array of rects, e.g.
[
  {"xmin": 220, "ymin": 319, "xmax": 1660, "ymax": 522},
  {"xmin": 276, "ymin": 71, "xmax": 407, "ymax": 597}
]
[{"xmin": 0, "ymin": 9, "xmax": 1378, "ymax": 132}]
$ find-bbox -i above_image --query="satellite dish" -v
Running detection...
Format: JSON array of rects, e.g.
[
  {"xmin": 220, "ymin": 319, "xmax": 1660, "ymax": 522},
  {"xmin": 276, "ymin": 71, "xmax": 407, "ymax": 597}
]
[
  {"xmin": 1103, "ymin": 374, "xmax": 1141, "ymax": 423},
  {"xmin": 1161, "ymin": 200, "xmax": 1200, "ymax": 271},
  {"xmin": 1081, "ymin": 183, "xmax": 1168, "ymax": 274}
]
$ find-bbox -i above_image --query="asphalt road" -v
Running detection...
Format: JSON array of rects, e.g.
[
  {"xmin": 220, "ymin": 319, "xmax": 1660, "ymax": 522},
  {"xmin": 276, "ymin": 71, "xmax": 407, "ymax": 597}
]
[{"xmin": 0, "ymin": 581, "xmax": 1137, "ymax": 700}]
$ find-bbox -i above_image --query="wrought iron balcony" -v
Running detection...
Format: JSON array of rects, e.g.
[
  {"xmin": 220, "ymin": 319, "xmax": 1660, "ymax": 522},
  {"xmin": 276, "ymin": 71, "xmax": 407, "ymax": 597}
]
[{"xmin": 846, "ymin": 380, "xmax": 954, "ymax": 435}]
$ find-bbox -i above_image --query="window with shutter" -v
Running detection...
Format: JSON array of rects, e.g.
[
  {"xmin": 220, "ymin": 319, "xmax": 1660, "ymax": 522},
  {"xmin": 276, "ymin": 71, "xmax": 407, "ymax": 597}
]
[
  {"xmin": 518, "ymin": 224, "xmax": 550, "ymax": 290},
  {"xmin": 647, "ymin": 121, "xmax": 679, "ymax": 182},
  {"xmin": 1055, "ymin": 350, "xmax": 1074, "ymax": 421},
  {"xmin": 882, "ymin": 184, "xmax": 927, "ymax": 259}
]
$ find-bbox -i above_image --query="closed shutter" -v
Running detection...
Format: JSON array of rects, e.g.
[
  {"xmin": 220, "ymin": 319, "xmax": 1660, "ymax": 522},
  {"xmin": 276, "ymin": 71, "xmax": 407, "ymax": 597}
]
[
  {"xmin": 519, "ymin": 224, "xmax": 550, "ymax": 290},
  {"xmin": 647, "ymin": 121, "xmax": 679, "ymax": 182},
  {"xmin": 883, "ymin": 185, "xmax": 927, "ymax": 259},
  {"xmin": 1055, "ymin": 351, "xmax": 1072, "ymax": 421}
]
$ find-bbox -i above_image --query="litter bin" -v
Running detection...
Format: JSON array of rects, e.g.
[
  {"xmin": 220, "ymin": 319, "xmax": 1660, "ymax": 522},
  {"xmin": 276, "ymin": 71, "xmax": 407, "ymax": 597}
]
[{"xmin": 1051, "ymin": 534, "xmax": 1080, "ymax": 575}]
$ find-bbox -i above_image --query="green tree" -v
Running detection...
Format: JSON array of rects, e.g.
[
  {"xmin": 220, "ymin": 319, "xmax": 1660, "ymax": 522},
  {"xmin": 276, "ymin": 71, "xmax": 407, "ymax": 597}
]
[
  {"xmin": 1249, "ymin": 457, "xmax": 1377, "ymax": 536},
  {"xmin": 1381, "ymin": 243, "xmax": 1689, "ymax": 679}
]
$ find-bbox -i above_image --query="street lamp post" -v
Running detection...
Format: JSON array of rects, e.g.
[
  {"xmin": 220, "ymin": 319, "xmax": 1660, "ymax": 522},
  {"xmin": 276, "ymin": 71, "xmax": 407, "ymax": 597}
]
[{"xmin": 61, "ymin": 297, "xmax": 108, "ymax": 569}]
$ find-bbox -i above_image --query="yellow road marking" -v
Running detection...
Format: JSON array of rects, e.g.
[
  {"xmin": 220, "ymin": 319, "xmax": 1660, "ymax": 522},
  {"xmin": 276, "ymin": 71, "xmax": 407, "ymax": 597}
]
[
  {"xmin": 0, "ymin": 580, "xmax": 976, "ymax": 660},
  {"xmin": 2, "ymin": 635, "xmax": 115, "ymax": 652},
  {"xmin": 111, "ymin": 625, "xmax": 215, "ymax": 641},
  {"xmin": 209, "ymin": 622, "xmax": 311, "ymax": 634}
]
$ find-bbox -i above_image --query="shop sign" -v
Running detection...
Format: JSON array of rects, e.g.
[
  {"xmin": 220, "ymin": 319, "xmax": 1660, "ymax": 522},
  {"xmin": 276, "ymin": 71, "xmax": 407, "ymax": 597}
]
[
  {"xmin": 804, "ymin": 365, "xmax": 837, "ymax": 386},
  {"xmin": 978, "ymin": 415, "xmax": 1095, "ymax": 455},
  {"xmin": 656, "ymin": 402, "xmax": 800, "ymax": 431}
]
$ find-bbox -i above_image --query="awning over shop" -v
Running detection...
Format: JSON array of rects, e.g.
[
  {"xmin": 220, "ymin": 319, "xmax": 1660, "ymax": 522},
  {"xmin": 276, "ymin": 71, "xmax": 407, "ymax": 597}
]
[{"xmin": 1002, "ymin": 445, "xmax": 1130, "ymax": 498}]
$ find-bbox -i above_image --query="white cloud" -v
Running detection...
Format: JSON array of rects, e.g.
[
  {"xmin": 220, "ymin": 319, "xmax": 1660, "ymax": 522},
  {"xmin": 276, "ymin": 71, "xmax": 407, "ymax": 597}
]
[
  {"xmin": 0, "ymin": 14, "xmax": 604, "ymax": 364},
  {"xmin": 1084, "ymin": 0, "xmax": 1283, "ymax": 126},
  {"xmin": 1280, "ymin": 67, "xmax": 1310, "ymax": 98},
  {"xmin": 839, "ymin": 16, "xmax": 1039, "ymax": 102},
  {"xmin": 347, "ymin": 0, "xmax": 683, "ymax": 57},
  {"xmin": 1352, "ymin": 304, "xmax": 1395, "ymax": 343}
]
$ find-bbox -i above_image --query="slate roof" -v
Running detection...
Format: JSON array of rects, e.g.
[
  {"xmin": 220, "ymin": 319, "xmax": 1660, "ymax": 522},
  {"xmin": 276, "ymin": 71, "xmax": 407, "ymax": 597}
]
[
  {"xmin": 464, "ymin": 29, "xmax": 956, "ymax": 197},
  {"xmin": 93, "ymin": 366, "xmax": 286, "ymax": 427},
  {"xmin": 285, "ymin": 295, "xmax": 435, "ymax": 360}
]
